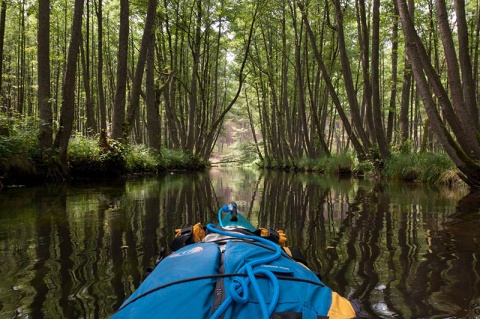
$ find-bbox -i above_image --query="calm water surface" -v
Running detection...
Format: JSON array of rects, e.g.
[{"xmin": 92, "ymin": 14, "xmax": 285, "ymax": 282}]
[{"xmin": 0, "ymin": 167, "xmax": 479, "ymax": 319}]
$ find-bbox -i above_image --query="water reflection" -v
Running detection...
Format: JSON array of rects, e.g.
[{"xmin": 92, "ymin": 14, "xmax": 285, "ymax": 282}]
[{"xmin": 0, "ymin": 168, "xmax": 478, "ymax": 318}]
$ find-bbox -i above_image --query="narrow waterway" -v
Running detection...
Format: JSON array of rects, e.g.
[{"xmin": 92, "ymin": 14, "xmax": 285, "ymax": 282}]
[{"xmin": 0, "ymin": 167, "xmax": 478, "ymax": 318}]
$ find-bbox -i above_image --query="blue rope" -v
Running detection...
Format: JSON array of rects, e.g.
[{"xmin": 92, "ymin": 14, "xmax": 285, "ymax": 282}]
[
  {"xmin": 217, "ymin": 204, "xmax": 231, "ymax": 227},
  {"xmin": 207, "ymin": 223, "xmax": 282, "ymax": 319}
]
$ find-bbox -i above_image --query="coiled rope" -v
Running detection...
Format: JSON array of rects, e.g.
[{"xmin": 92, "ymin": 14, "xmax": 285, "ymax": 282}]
[{"xmin": 207, "ymin": 223, "xmax": 282, "ymax": 319}]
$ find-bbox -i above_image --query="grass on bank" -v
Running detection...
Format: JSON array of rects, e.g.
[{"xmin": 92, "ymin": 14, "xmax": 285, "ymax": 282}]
[
  {"xmin": 67, "ymin": 135, "xmax": 207, "ymax": 178},
  {"xmin": 0, "ymin": 116, "xmax": 465, "ymax": 187},
  {"xmin": 0, "ymin": 121, "xmax": 207, "ymax": 184},
  {"xmin": 258, "ymin": 151, "xmax": 463, "ymax": 187}
]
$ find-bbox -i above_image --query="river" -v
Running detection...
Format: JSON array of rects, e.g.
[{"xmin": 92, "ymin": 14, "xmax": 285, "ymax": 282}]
[{"xmin": 0, "ymin": 167, "xmax": 479, "ymax": 318}]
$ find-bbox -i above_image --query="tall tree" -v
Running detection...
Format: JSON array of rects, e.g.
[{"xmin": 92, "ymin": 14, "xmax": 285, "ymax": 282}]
[
  {"xmin": 0, "ymin": 0, "xmax": 6, "ymax": 104},
  {"xmin": 125, "ymin": 0, "xmax": 158, "ymax": 138},
  {"xmin": 395, "ymin": 0, "xmax": 480, "ymax": 188},
  {"xmin": 332, "ymin": 0, "xmax": 372, "ymax": 152},
  {"xmin": 371, "ymin": 0, "xmax": 390, "ymax": 160},
  {"xmin": 298, "ymin": 0, "xmax": 368, "ymax": 160},
  {"xmin": 146, "ymin": 5, "xmax": 161, "ymax": 152},
  {"xmin": 111, "ymin": 0, "xmax": 129, "ymax": 140},
  {"xmin": 38, "ymin": 0, "xmax": 52, "ymax": 153},
  {"xmin": 53, "ymin": 0, "xmax": 85, "ymax": 175},
  {"xmin": 81, "ymin": 0, "xmax": 96, "ymax": 135},
  {"xmin": 95, "ymin": 0, "xmax": 108, "ymax": 148}
]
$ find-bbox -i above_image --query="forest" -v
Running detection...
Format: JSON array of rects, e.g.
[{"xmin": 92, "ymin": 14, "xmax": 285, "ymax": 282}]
[{"xmin": 0, "ymin": 0, "xmax": 480, "ymax": 188}]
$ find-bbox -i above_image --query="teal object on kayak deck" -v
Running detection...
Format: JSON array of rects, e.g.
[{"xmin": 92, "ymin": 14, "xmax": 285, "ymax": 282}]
[
  {"xmin": 220, "ymin": 209, "xmax": 256, "ymax": 232},
  {"xmin": 218, "ymin": 202, "xmax": 257, "ymax": 232}
]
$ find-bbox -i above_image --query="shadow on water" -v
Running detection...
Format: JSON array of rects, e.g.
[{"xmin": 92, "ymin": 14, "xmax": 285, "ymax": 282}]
[{"xmin": 0, "ymin": 168, "xmax": 478, "ymax": 318}]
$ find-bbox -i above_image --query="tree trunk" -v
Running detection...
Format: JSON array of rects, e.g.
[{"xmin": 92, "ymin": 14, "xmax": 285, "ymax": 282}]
[
  {"xmin": 53, "ymin": 0, "xmax": 84, "ymax": 175},
  {"xmin": 453, "ymin": 0, "xmax": 478, "ymax": 129},
  {"xmin": 197, "ymin": 2, "xmax": 259, "ymax": 159},
  {"xmin": 125, "ymin": 0, "xmax": 157, "ymax": 139},
  {"xmin": 387, "ymin": 2, "xmax": 399, "ymax": 145},
  {"xmin": 395, "ymin": 0, "xmax": 480, "ymax": 188},
  {"xmin": 80, "ymin": 41, "xmax": 96, "ymax": 135},
  {"xmin": 185, "ymin": 0, "xmax": 202, "ymax": 152},
  {"xmin": 298, "ymin": 0, "xmax": 367, "ymax": 160},
  {"xmin": 0, "ymin": 0, "xmax": 6, "ymax": 105},
  {"xmin": 146, "ymin": 32, "xmax": 161, "ymax": 151},
  {"xmin": 245, "ymin": 89, "xmax": 264, "ymax": 162},
  {"xmin": 37, "ymin": 0, "xmax": 52, "ymax": 153},
  {"xmin": 371, "ymin": 0, "xmax": 390, "ymax": 160},
  {"xmin": 111, "ymin": 0, "xmax": 129, "ymax": 140},
  {"xmin": 95, "ymin": 0, "xmax": 108, "ymax": 149},
  {"xmin": 357, "ymin": 0, "xmax": 375, "ymax": 141},
  {"xmin": 332, "ymin": 0, "xmax": 371, "ymax": 151}
]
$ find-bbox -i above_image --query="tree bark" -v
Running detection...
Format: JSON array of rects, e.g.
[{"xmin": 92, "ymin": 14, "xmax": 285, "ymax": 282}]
[
  {"xmin": 453, "ymin": 0, "xmax": 478, "ymax": 128},
  {"xmin": 38, "ymin": 0, "xmax": 52, "ymax": 153},
  {"xmin": 95, "ymin": 0, "xmax": 108, "ymax": 149},
  {"xmin": 53, "ymin": 0, "xmax": 84, "ymax": 175},
  {"xmin": 125, "ymin": 0, "xmax": 158, "ymax": 138},
  {"xmin": 387, "ymin": 2, "xmax": 399, "ymax": 145},
  {"xmin": 332, "ymin": 0, "xmax": 371, "ymax": 151},
  {"xmin": 186, "ymin": 0, "xmax": 203, "ymax": 151},
  {"xmin": 146, "ymin": 32, "xmax": 161, "ymax": 151},
  {"xmin": 298, "ymin": 0, "xmax": 367, "ymax": 160},
  {"xmin": 395, "ymin": 0, "xmax": 480, "ymax": 188},
  {"xmin": 0, "ymin": 0, "xmax": 6, "ymax": 104},
  {"xmin": 80, "ymin": 41, "xmax": 96, "ymax": 135},
  {"xmin": 371, "ymin": 0, "xmax": 390, "ymax": 160},
  {"xmin": 111, "ymin": 0, "xmax": 129, "ymax": 140},
  {"xmin": 197, "ymin": 2, "xmax": 259, "ymax": 159}
]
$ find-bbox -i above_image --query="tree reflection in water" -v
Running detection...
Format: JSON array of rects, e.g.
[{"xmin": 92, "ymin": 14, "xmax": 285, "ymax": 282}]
[{"xmin": 0, "ymin": 168, "xmax": 478, "ymax": 318}]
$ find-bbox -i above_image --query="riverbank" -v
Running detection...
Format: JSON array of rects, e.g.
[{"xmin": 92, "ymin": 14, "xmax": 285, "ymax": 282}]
[
  {"xmin": 0, "ymin": 132, "xmax": 465, "ymax": 190},
  {"xmin": 0, "ymin": 134, "xmax": 208, "ymax": 188}
]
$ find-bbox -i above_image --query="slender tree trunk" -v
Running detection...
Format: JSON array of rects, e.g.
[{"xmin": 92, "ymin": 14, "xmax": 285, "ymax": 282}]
[
  {"xmin": 185, "ymin": 0, "xmax": 202, "ymax": 151},
  {"xmin": 146, "ymin": 29, "xmax": 161, "ymax": 151},
  {"xmin": 357, "ymin": 0, "xmax": 375, "ymax": 140},
  {"xmin": 111, "ymin": 0, "xmax": 129, "ymax": 140},
  {"xmin": 387, "ymin": 2, "xmax": 399, "ymax": 144},
  {"xmin": 453, "ymin": 0, "xmax": 478, "ymax": 129},
  {"xmin": 125, "ymin": 0, "xmax": 157, "ymax": 138},
  {"xmin": 95, "ymin": 0, "xmax": 108, "ymax": 149},
  {"xmin": 0, "ymin": 0, "xmax": 6, "ymax": 106},
  {"xmin": 245, "ymin": 89, "xmax": 264, "ymax": 162},
  {"xmin": 332, "ymin": 0, "xmax": 371, "ymax": 151},
  {"xmin": 396, "ymin": 0, "xmax": 480, "ymax": 187},
  {"xmin": 80, "ymin": 42, "xmax": 96, "ymax": 135},
  {"xmin": 17, "ymin": 0, "xmax": 26, "ymax": 115},
  {"xmin": 53, "ymin": 0, "xmax": 84, "ymax": 175},
  {"xmin": 371, "ymin": 0, "xmax": 390, "ymax": 160},
  {"xmin": 197, "ymin": 2, "xmax": 259, "ymax": 159},
  {"xmin": 38, "ymin": 0, "xmax": 52, "ymax": 153},
  {"xmin": 298, "ymin": 0, "xmax": 367, "ymax": 160}
]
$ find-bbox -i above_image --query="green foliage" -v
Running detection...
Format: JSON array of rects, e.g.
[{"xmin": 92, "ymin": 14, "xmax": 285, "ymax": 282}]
[
  {"xmin": 0, "ymin": 116, "xmax": 38, "ymax": 176},
  {"xmin": 353, "ymin": 159, "xmax": 375, "ymax": 176},
  {"xmin": 384, "ymin": 152, "xmax": 455, "ymax": 184},
  {"xmin": 259, "ymin": 153, "xmax": 356, "ymax": 175},
  {"xmin": 324, "ymin": 153, "xmax": 355, "ymax": 175},
  {"xmin": 228, "ymin": 139, "xmax": 258, "ymax": 164},
  {"xmin": 161, "ymin": 149, "xmax": 206, "ymax": 170},
  {"xmin": 125, "ymin": 144, "xmax": 161, "ymax": 173},
  {"xmin": 67, "ymin": 134, "xmax": 102, "ymax": 162},
  {"xmin": 0, "ymin": 116, "xmax": 38, "ymax": 159}
]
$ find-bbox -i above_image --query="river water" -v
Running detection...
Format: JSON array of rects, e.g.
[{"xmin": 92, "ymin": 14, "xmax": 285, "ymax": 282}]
[{"xmin": 0, "ymin": 167, "xmax": 479, "ymax": 318}]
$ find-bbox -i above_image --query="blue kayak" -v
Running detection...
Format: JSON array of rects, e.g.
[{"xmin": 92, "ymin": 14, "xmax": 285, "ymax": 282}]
[{"xmin": 111, "ymin": 202, "xmax": 363, "ymax": 319}]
